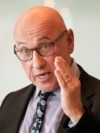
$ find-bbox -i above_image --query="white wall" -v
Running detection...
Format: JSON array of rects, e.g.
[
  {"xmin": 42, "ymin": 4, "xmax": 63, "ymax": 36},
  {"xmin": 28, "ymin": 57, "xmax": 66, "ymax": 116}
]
[{"xmin": 0, "ymin": 0, "xmax": 100, "ymax": 104}]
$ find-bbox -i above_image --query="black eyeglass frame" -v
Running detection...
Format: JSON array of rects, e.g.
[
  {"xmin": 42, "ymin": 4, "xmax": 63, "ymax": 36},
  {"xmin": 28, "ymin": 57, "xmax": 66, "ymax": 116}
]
[{"xmin": 14, "ymin": 30, "xmax": 67, "ymax": 61}]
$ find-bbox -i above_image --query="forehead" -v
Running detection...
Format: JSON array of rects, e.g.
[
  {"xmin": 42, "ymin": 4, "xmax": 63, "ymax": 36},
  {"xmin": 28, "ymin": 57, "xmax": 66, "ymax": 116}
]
[
  {"xmin": 14, "ymin": 7, "xmax": 65, "ymax": 46},
  {"xmin": 15, "ymin": 9, "xmax": 57, "ymax": 31},
  {"xmin": 15, "ymin": 26, "xmax": 55, "ymax": 47},
  {"xmin": 14, "ymin": 21, "xmax": 59, "ymax": 47}
]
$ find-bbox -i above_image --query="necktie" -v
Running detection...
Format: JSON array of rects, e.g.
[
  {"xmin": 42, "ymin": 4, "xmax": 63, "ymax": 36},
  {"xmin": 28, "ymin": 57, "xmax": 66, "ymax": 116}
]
[{"xmin": 29, "ymin": 91, "xmax": 51, "ymax": 133}]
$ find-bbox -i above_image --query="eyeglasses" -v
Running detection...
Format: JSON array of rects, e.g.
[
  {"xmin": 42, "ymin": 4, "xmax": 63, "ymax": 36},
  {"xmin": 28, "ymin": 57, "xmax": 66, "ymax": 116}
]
[{"xmin": 14, "ymin": 30, "xmax": 66, "ymax": 61}]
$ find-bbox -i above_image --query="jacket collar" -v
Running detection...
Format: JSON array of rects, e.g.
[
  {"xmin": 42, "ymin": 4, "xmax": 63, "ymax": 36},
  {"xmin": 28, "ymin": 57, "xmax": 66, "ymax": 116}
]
[{"xmin": 79, "ymin": 64, "xmax": 94, "ymax": 109}]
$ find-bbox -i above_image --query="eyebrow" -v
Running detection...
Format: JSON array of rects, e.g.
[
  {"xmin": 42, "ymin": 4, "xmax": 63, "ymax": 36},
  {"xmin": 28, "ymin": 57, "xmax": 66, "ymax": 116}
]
[
  {"xmin": 38, "ymin": 36, "xmax": 51, "ymax": 41},
  {"xmin": 16, "ymin": 35, "xmax": 52, "ymax": 46},
  {"xmin": 17, "ymin": 41, "xmax": 27, "ymax": 46}
]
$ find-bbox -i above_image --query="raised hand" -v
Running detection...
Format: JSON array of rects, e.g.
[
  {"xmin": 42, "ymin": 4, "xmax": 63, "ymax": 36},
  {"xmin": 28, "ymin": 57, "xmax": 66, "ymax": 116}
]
[{"xmin": 54, "ymin": 56, "xmax": 84, "ymax": 123}]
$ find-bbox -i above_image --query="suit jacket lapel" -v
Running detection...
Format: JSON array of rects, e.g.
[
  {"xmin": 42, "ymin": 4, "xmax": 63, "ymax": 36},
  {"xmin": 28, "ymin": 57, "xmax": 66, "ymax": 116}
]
[
  {"xmin": 79, "ymin": 65, "xmax": 94, "ymax": 109},
  {"xmin": 16, "ymin": 85, "xmax": 36, "ymax": 131},
  {"xmin": 1, "ymin": 84, "xmax": 36, "ymax": 133}
]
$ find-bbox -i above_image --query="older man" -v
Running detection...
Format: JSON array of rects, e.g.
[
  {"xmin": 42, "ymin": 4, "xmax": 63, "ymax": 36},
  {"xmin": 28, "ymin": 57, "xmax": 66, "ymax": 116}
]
[{"xmin": 0, "ymin": 6, "xmax": 100, "ymax": 133}]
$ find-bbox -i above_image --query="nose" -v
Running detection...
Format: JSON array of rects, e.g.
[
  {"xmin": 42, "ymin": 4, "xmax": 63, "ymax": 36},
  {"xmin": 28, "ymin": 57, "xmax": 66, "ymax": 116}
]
[{"xmin": 32, "ymin": 51, "xmax": 46, "ymax": 70}]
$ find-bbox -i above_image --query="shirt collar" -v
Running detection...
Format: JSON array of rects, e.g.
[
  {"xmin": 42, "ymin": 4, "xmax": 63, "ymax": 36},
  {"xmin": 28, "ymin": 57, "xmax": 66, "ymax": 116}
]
[
  {"xmin": 32, "ymin": 87, "xmax": 40, "ymax": 100},
  {"xmin": 33, "ymin": 86, "xmax": 61, "ymax": 100},
  {"xmin": 71, "ymin": 58, "xmax": 80, "ymax": 78}
]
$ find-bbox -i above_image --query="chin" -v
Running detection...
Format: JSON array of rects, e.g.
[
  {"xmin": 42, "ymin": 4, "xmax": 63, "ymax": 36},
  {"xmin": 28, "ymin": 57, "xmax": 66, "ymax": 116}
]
[{"xmin": 40, "ymin": 83, "xmax": 58, "ymax": 92}]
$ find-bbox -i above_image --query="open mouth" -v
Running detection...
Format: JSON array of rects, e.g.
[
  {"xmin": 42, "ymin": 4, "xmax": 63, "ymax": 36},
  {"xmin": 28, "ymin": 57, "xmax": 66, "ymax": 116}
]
[{"xmin": 37, "ymin": 72, "xmax": 51, "ymax": 80}]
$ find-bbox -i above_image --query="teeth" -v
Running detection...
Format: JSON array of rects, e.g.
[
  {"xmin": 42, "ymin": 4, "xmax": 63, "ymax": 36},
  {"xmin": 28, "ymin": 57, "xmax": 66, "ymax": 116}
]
[{"xmin": 38, "ymin": 73, "xmax": 49, "ymax": 79}]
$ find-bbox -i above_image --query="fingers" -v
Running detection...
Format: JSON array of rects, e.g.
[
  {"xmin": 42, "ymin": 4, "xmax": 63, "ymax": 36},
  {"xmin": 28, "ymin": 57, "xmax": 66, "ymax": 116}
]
[
  {"xmin": 54, "ymin": 56, "xmax": 72, "ymax": 77},
  {"xmin": 54, "ymin": 56, "xmax": 73, "ymax": 87},
  {"xmin": 54, "ymin": 68, "xmax": 65, "ymax": 88}
]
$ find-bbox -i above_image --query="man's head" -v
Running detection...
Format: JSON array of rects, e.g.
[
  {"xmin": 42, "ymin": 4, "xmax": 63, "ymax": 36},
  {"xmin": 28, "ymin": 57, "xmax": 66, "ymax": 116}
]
[{"xmin": 14, "ymin": 6, "xmax": 74, "ymax": 92}]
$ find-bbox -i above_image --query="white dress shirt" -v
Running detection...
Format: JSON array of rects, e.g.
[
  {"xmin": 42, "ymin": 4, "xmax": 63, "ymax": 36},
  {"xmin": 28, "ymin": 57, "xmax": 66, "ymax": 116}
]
[{"xmin": 19, "ymin": 59, "xmax": 80, "ymax": 133}]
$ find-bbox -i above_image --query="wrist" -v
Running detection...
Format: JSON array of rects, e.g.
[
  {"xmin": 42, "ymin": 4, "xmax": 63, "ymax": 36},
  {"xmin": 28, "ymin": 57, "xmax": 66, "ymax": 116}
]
[{"xmin": 70, "ymin": 107, "xmax": 84, "ymax": 123}]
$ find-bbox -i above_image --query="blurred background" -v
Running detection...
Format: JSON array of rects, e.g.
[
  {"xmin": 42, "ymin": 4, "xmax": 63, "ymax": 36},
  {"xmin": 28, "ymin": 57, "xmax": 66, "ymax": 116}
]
[{"xmin": 0, "ymin": 0, "xmax": 100, "ymax": 104}]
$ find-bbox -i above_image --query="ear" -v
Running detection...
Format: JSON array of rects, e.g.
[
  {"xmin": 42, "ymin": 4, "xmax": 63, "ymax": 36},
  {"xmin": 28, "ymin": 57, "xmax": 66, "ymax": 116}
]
[{"xmin": 66, "ymin": 29, "xmax": 74, "ymax": 54}]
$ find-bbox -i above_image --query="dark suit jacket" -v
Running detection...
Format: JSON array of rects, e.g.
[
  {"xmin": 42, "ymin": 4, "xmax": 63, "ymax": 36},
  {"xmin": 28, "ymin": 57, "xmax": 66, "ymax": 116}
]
[{"xmin": 0, "ymin": 65, "xmax": 100, "ymax": 133}]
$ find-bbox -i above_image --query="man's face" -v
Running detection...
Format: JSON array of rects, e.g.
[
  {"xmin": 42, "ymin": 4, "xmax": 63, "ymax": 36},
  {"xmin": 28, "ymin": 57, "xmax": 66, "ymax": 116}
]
[{"xmin": 14, "ymin": 17, "xmax": 74, "ymax": 92}]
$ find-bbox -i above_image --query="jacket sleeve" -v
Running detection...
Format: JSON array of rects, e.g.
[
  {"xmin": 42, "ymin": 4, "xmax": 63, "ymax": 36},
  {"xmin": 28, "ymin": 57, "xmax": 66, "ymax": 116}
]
[{"xmin": 64, "ymin": 110, "xmax": 100, "ymax": 133}]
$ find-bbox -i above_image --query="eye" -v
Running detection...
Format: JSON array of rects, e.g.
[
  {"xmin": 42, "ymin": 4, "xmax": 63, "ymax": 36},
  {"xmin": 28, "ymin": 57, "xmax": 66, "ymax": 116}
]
[
  {"xmin": 41, "ymin": 44, "xmax": 49, "ymax": 49},
  {"xmin": 40, "ymin": 43, "xmax": 52, "ymax": 50},
  {"xmin": 19, "ymin": 47, "xmax": 30, "ymax": 54}
]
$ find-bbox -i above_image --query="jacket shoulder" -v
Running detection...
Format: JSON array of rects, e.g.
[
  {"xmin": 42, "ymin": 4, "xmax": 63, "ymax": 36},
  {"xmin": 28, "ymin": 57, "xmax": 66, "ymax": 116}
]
[{"xmin": 0, "ymin": 84, "xmax": 35, "ymax": 109}]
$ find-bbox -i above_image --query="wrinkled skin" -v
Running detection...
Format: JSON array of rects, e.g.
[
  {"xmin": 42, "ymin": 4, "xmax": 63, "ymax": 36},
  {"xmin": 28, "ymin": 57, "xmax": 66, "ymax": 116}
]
[{"xmin": 14, "ymin": 6, "xmax": 84, "ymax": 123}]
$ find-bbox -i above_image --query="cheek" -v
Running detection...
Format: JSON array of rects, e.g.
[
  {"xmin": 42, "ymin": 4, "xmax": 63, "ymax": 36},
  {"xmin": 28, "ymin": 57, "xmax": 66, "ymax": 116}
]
[
  {"xmin": 54, "ymin": 46, "xmax": 71, "ymax": 65},
  {"xmin": 45, "ymin": 55, "xmax": 56, "ymax": 69},
  {"xmin": 21, "ymin": 62, "xmax": 31, "ymax": 76}
]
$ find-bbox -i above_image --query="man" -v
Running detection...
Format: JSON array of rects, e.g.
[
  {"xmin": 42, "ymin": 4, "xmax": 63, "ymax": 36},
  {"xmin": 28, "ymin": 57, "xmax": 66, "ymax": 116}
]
[{"xmin": 0, "ymin": 6, "xmax": 100, "ymax": 133}]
